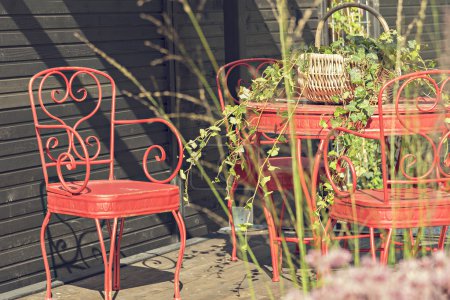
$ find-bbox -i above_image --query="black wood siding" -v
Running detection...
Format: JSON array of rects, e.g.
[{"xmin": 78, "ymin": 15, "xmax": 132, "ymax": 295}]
[
  {"xmin": 379, "ymin": 0, "xmax": 450, "ymax": 62},
  {"xmin": 0, "ymin": 0, "xmax": 179, "ymax": 293},
  {"xmin": 172, "ymin": 0, "xmax": 227, "ymax": 237}
]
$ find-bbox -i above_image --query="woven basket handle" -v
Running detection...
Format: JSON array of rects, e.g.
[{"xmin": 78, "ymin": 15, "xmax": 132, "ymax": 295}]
[{"xmin": 315, "ymin": 3, "xmax": 390, "ymax": 48}]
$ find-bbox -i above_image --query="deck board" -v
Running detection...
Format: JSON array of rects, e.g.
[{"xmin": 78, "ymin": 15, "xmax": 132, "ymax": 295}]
[{"xmin": 19, "ymin": 233, "xmax": 299, "ymax": 300}]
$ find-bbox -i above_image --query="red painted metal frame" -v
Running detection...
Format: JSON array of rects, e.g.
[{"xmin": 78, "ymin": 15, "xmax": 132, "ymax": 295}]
[
  {"xmin": 30, "ymin": 67, "xmax": 186, "ymax": 300},
  {"xmin": 217, "ymin": 59, "xmax": 315, "ymax": 282},
  {"xmin": 324, "ymin": 70, "xmax": 450, "ymax": 263},
  {"xmin": 245, "ymin": 70, "xmax": 450, "ymax": 267},
  {"xmin": 216, "ymin": 58, "xmax": 292, "ymax": 268},
  {"xmin": 218, "ymin": 58, "xmax": 283, "ymax": 266}
]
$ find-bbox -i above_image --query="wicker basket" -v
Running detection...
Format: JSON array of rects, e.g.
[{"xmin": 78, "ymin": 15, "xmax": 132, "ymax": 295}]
[{"xmin": 297, "ymin": 3, "xmax": 391, "ymax": 104}]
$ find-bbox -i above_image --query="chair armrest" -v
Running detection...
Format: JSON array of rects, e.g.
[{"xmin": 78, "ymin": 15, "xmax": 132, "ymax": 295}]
[
  {"xmin": 114, "ymin": 118, "xmax": 183, "ymax": 184},
  {"xmin": 322, "ymin": 127, "xmax": 379, "ymax": 198}
]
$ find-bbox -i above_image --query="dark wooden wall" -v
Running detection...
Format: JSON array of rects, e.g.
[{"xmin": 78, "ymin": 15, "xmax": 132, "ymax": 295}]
[
  {"xmin": 225, "ymin": 0, "xmax": 322, "ymax": 60},
  {"xmin": 380, "ymin": 0, "xmax": 449, "ymax": 62},
  {"xmin": 171, "ymin": 0, "xmax": 226, "ymax": 239},
  {"xmin": 0, "ymin": 0, "xmax": 225, "ymax": 294}
]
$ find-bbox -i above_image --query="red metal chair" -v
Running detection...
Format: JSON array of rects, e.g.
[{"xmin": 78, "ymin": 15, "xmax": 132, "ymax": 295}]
[
  {"xmin": 29, "ymin": 67, "xmax": 186, "ymax": 300},
  {"xmin": 322, "ymin": 70, "xmax": 450, "ymax": 263},
  {"xmin": 217, "ymin": 58, "xmax": 314, "ymax": 281}
]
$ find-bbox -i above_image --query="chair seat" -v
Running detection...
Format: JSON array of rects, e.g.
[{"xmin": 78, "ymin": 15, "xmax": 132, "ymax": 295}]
[
  {"xmin": 47, "ymin": 180, "xmax": 180, "ymax": 218},
  {"xmin": 330, "ymin": 188, "xmax": 450, "ymax": 228}
]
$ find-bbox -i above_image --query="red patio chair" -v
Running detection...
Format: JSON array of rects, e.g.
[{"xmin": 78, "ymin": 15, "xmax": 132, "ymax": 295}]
[
  {"xmin": 29, "ymin": 67, "xmax": 186, "ymax": 300},
  {"xmin": 322, "ymin": 70, "xmax": 450, "ymax": 263},
  {"xmin": 217, "ymin": 58, "xmax": 314, "ymax": 281}
]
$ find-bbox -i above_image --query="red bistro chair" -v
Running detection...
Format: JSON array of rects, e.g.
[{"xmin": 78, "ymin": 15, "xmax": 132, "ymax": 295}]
[
  {"xmin": 217, "ymin": 58, "xmax": 314, "ymax": 281},
  {"xmin": 322, "ymin": 70, "xmax": 450, "ymax": 263},
  {"xmin": 29, "ymin": 67, "xmax": 186, "ymax": 300}
]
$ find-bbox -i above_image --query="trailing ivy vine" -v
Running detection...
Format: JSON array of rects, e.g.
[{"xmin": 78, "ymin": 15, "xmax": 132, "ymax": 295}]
[{"xmin": 182, "ymin": 30, "xmax": 433, "ymax": 222}]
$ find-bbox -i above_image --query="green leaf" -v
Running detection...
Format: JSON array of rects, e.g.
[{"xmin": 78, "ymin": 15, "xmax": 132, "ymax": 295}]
[
  {"xmin": 229, "ymin": 117, "xmax": 238, "ymax": 125},
  {"xmin": 267, "ymin": 165, "xmax": 279, "ymax": 171},
  {"xmin": 238, "ymin": 224, "xmax": 249, "ymax": 232},
  {"xmin": 179, "ymin": 169, "xmax": 187, "ymax": 180},
  {"xmin": 349, "ymin": 68, "xmax": 363, "ymax": 84},
  {"xmin": 330, "ymin": 118, "xmax": 342, "ymax": 128},
  {"xmin": 354, "ymin": 86, "xmax": 366, "ymax": 98},
  {"xmin": 210, "ymin": 125, "xmax": 221, "ymax": 132},
  {"xmin": 267, "ymin": 146, "xmax": 280, "ymax": 157},
  {"xmin": 323, "ymin": 182, "xmax": 332, "ymax": 190},
  {"xmin": 260, "ymin": 176, "xmax": 271, "ymax": 186},
  {"xmin": 189, "ymin": 141, "xmax": 198, "ymax": 149},
  {"xmin": 345, "ymin": 102, "xmax": 358, "ymax": 112},
  {"xmin": 319, "ymin": 119, "xmax": 328, "ymax": 129},
  {"xmin": 408, "ymin": 40, "xmax": 417, "ymax": 49},
  {"xmin": 334, "ymin": 107, "xmax": 347, "ymax": 117},
  {"xmin": 264, "ymin": 191, "xmax": 274, "ymax": 197}
]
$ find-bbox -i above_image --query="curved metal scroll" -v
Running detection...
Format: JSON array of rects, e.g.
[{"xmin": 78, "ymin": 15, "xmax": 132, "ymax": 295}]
[
  {"xmin": 376, "ymin": 70, "xmax": 450, "ymax": 201},
  {"xmin": 114, "ymin": 118, "xmax": 183, "ymax": 184},
  {"xmin": 29, "ymin": 67, "xmax": 116, "ymax": 194},
  {"xmin": 322, "ymin": 127, "xmax": 378, "ymax": 198},
  {"xmin": 216, "ymin": 58, "xmax": 284, "ymax": 145}
]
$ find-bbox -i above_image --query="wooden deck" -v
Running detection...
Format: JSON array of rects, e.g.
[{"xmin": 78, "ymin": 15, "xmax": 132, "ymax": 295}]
[{"xmin": 19, "ymin": 232, "xmax": 299, "ymax": 300}]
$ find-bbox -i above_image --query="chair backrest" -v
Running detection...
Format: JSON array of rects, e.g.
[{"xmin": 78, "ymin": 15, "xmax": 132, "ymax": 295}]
[
  {"xmin": 377, "ymin": 70, "xmax": 450, "ymax": 201},
  {"xmin": 216, "ymin": 58, "xmax": 278, "ymax": 111},
  {"xmin": 29, "ymin": 67, "xmax": 117, "ymax": 193}
]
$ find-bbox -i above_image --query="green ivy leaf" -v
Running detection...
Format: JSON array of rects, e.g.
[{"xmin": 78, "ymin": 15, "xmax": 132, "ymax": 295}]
[
  {"xmin": 334, "ymin": 107, "xmax": 347, "ymax": 117},
  {"xmin": 319, "ymin": 119, "xmax": 328, "ymax": 129},
  {"xmin": 260, "ymin": 176, "xmax": 271, "ymax": 186},
  {"xmin": 267, "ymin": 146, "xmax": 279, "ymax": 157},
  {"xmin": 267, "ymin": 165, "xmax": 279, "ymax": 171}
]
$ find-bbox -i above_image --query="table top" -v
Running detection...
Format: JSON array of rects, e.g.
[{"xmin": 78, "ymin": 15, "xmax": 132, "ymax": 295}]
[{"xmin": 245, "ymin": 100, "xmax": 446, "ymax": 138}]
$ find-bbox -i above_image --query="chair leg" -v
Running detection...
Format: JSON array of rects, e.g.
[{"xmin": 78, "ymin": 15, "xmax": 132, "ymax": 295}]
[
  {"xmin": 113, "ymin": 218, "xmax": 125, "ymax": 291},
  {"xmin": 40, "ymin": 212, "xmax": 53, "ymax": 300},
  {"xmin": 438, "ymin": 226, "xmax": 448, "ymax": 250},
  {"xmin": 278, "ymin": 200, "xmax": 286, "ymax": 235},
  {"xmin": 172, "ymin": 210, "xmax": 186, "ymax": 300},
  {"xmin": 95, "ymin": 218, "xmax": 118, "ymax": 300},
  {"xmin": 321, "ymin": 218, "xmax": 336, "ymax": 255},
  {"xmin": 380, "ymin": 228, "xmax": 393, "ymax": 264},
  {"xmin": 262, "ymin": 201, "xmax": 280, "ymax": 282},
  {"xmin": 228, "ymin": 180, "xmax": 239, "ymax": 262},
  {"xmin": 369, "ymin": 227, "xmax": 376, "ymax": 261}
]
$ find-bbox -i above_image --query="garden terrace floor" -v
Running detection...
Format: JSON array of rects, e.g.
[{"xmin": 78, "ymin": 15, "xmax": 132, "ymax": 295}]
[
  {"xmin": 17, "ymin": 229, "xmax": 443, "ymax": 300},
  {"xmin": 19, "ymin": 232, "xmax": 300, "ymax": 300}
]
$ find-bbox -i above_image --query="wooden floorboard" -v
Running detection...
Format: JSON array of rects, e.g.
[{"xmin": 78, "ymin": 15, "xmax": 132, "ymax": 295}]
[{"xmin": 19, "ymin": 232, "xmax": 299, "ymax": 300}]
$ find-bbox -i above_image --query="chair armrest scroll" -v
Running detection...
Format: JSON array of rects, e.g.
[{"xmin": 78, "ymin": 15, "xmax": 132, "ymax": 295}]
[
  {"xmin": 114, "ymin": 118, "xmax": 183, "ymax": 184},
  {"xmin": 322, "ymin": 127, "xmax": 379, "ymax": 198}
]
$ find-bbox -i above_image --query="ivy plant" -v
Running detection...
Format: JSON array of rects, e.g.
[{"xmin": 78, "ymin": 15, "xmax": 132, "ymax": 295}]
[{"xmin": 182, "ymin": 30, "xmax": 434, "ymax": 222}]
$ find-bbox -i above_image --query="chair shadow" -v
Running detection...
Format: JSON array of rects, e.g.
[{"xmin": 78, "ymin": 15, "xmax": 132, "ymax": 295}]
[{"xmin": 70, "ymin": 264, "xmax": 180, "ymax": 299}]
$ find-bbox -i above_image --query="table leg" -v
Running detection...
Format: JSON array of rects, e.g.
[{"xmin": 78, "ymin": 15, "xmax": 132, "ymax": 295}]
[{"xmin": 295, "ymin": 138, "xmax": 324, "ymax": 248}]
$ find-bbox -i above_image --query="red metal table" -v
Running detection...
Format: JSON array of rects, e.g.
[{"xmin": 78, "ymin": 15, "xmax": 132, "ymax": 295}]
[
  {"xmin": 244, "ymin": 69, "xmax": 450, "ymax": 275},
  {"xmin": 246, "ymin": 100, "xmax": 444, "ymax": 208},
  {"xmin": 245, "ymin": 100, "xmax": 445, "ymax": 246}
]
